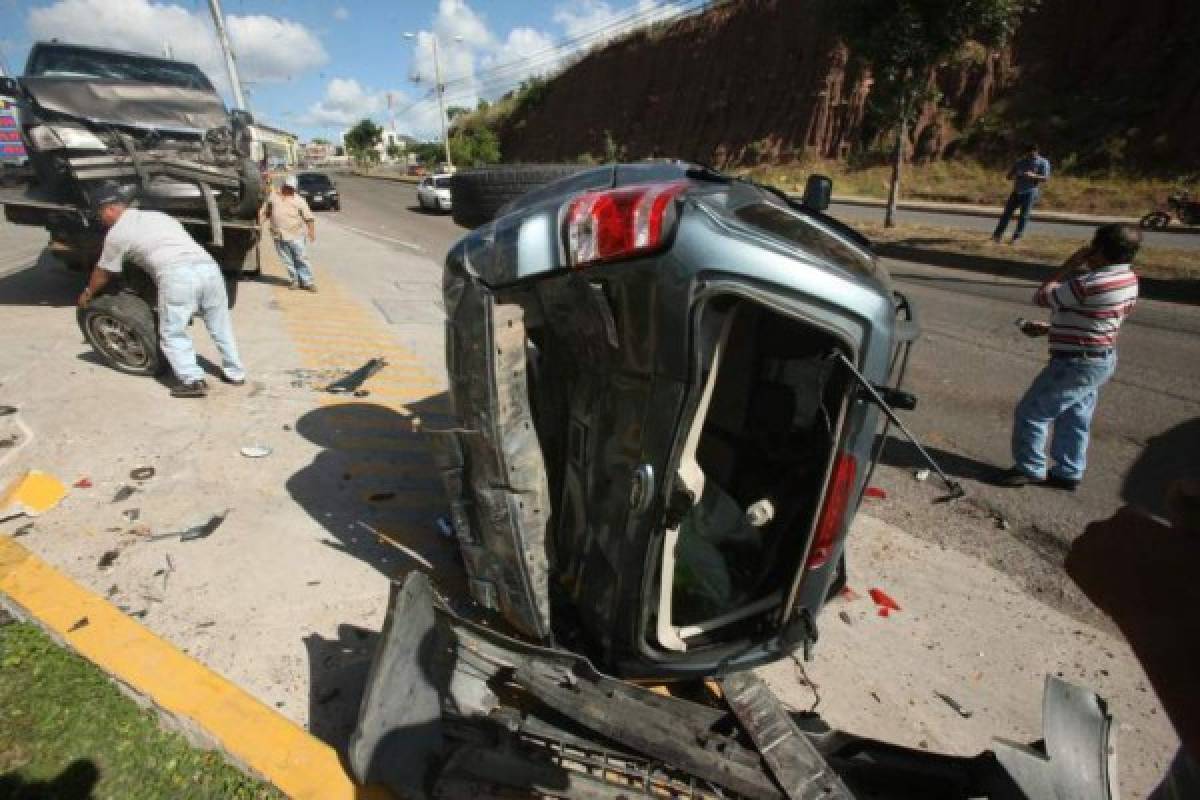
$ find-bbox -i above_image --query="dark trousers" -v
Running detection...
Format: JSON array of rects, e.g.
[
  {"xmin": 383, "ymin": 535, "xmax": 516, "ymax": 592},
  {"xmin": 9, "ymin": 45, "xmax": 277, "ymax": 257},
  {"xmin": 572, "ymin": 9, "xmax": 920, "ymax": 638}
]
[{"xmin": 993, "ymin": 191, "xmax": 1038, "ymax": 240}]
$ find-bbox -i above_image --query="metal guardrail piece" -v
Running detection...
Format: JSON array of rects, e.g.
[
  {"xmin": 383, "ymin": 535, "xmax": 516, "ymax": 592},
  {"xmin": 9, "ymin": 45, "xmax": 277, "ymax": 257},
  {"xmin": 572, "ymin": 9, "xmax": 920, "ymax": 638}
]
[{"xmin": 721, "ymin": 671, "xmax": 855, "ymax": 800}]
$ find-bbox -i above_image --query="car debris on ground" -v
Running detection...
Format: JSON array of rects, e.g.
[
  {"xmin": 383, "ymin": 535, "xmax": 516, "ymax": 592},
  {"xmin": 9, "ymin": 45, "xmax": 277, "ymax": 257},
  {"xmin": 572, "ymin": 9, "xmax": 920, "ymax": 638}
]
[
  {"xmin": 111, "ymin": 485, "xmax": 138, "ymax": 503},
  {"xmin": 129, "ymin": 467, "xmax": 155, "ymax": 481},
  {"xmin": 326, "ymin": 357, "xmax": 387, "ymax": 394},
  {"xmin": 1, "ymin": 469, "xmax": 68, "ymax": 519},
  {"xmin": 239, "ymin": 444, "xmax": 272, "ymax": 458},
  {"xmin": 935, "ymin": 691, "xmax": 975, "ymax": 719}
]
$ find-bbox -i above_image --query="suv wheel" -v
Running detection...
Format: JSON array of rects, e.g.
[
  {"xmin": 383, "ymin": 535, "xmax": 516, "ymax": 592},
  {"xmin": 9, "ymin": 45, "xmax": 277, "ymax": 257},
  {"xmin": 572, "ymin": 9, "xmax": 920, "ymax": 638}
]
[
  {"xmin": 450, "ymin": 165, "xmax": 585, "ymax": 228},
  {"xmin": 77, "ymin": 293, "xmax": 162, "ymax": 376}
]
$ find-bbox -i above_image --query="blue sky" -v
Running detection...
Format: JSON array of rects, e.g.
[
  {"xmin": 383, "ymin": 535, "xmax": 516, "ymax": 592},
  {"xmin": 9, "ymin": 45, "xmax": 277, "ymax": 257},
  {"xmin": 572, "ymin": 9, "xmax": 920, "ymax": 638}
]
[{"xmin": 0, "ymin": 0, "xmax": 690, "ymax": 142}]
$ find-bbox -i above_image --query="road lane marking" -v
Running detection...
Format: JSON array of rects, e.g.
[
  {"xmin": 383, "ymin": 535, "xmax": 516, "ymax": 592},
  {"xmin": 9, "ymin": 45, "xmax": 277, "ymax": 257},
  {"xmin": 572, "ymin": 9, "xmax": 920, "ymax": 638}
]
[{"xmin": 328, "ymin": 222, "xmax": 424, "ymax": 252}]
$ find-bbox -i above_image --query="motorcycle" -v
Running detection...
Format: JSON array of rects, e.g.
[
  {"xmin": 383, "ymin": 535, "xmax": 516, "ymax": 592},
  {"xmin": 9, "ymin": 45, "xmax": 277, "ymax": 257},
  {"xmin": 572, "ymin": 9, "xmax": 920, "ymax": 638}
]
[{"xmin": 1140, "ymin": 189, "xmax": 1200, "ymax": 228}]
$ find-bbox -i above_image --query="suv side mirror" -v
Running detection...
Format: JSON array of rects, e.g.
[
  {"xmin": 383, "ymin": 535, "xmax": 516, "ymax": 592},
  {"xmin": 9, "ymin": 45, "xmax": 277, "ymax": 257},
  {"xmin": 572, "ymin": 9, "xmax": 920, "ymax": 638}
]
[
  {"xmin": 802, "ymin": 174, "xmax": 832, "ymax": 211},
  {"xmin": 0, "ymin": 77, "xmax": 19, "ymax": 97}
]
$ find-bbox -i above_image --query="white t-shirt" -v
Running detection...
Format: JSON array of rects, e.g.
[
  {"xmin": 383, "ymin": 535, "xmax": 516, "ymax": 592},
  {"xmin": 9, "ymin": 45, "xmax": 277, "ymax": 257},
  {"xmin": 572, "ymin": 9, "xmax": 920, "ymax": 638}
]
[{"xmin": 97, "ymin": 209, "xmax": 216, "ymax": 281}]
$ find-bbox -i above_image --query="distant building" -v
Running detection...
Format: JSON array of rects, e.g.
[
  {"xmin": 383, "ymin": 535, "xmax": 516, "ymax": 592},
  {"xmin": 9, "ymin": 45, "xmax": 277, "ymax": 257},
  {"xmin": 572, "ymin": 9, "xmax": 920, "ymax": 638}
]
[
  {"xmin": 339, "ymin": 128, "xmax": 416, "ymax": 163},
  {"xmin": 303, "ymin": 140, "xmax": 335, "ymax": 164},
  {"xmin": 249, "ymin": 124, "xmax": 299, "ymax": 169}
]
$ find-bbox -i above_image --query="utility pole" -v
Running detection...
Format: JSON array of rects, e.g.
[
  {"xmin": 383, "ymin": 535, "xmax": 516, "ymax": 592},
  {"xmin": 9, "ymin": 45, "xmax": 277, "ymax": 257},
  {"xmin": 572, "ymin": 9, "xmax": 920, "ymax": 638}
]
[
  {"xmin": 207, "ymin": 0, "xmax": 248, "ymax": 111},
  {"xmin": 404, "ymin": 32, "xmax": 459, "ymax": 170}
]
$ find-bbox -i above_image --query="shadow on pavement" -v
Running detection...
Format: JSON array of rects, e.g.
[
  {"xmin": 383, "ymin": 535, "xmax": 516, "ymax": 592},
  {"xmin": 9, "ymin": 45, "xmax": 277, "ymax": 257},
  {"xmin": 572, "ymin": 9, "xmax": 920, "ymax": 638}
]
[
  {"xmin": 0, "ymin": 759, "xmax": 100, "ymax": 799},
  {"xmin": 1122, "ymin": 417, "xmax": 1200, "ymax": 519},
  {"xmin": 0, "ymin": 249, "xmax": 82, "ymax": 308},
  {"xmin": 289, "ymin": 393, "xmax": 465, "ymax": 754}
]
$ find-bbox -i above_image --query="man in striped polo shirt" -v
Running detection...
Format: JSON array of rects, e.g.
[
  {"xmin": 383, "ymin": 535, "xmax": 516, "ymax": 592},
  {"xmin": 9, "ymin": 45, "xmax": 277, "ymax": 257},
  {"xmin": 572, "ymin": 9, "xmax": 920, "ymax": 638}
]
[{"xmin": 998, "ymin": 223, "xmax": 1141, "ymax": 490}]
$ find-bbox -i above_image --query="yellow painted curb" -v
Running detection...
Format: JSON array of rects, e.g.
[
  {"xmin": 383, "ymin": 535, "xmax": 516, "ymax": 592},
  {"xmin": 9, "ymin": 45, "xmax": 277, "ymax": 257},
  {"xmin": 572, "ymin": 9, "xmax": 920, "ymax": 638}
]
[{"xmin": 0, "ymin": 536, "xmax": 389, "ymax": 800}]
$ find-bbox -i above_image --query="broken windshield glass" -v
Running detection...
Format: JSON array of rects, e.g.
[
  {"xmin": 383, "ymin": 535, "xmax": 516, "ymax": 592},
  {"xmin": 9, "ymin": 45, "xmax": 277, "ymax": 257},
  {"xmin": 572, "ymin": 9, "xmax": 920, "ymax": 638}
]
[{"xmin": 27, "ymin": 46, "xmax": 214, "ymax": 92}]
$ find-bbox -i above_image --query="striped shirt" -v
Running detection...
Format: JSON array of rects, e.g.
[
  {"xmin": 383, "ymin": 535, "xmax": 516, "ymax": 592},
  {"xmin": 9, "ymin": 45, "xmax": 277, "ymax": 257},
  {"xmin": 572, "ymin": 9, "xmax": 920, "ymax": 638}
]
[{"xmin": 1034, "ymin": 264, "xmax": 1138, "ymax": 354}]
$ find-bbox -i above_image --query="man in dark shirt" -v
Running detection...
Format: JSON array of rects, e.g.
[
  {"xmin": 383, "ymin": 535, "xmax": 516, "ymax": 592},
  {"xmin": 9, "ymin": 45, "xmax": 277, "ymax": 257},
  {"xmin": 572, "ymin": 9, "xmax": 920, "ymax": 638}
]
[{"xmin": 992, "ymin": 143, "xmax": 1051, "ymax": 243}]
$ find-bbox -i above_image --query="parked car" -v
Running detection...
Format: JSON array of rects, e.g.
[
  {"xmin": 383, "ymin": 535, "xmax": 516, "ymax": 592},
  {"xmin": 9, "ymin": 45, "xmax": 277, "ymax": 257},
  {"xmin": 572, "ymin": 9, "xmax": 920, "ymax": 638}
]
[
  {"xmin": 295, "ymin": 171, "xmax": 340, "ymax": 211},
  {"xmin": 427, "ymin": 162, "xmax": 918, "ymax": 680},
  {"xmin": 416, "ymin": 174, "xmax": 452, "ymax": 212},
  {"xmin": 0, "ymin": 41, "xmax": 263, "ymax": 377}
]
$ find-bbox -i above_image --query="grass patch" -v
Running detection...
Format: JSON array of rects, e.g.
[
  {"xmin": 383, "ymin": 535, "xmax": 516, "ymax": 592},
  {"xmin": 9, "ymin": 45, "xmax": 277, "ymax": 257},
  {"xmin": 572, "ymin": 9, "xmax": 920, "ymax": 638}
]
[
  {"xmin": 745, "ymin": 159, "xmax": 1184, "ymax": 218},
  {"xmin": 0, "ymin": 620, "xmax": 282, "ymax": 800},
  {"xmin": 854, "ymin": 220, "xmax": 1200, "ymax": 281}
]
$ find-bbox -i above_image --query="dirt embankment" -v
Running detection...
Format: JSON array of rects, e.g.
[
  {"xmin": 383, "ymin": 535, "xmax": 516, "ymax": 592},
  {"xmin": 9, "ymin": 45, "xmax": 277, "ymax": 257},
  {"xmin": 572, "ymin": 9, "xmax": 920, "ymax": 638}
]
[{"xmin": 497, "ymin": 0, "xmax": 1199, "ymax": 174}]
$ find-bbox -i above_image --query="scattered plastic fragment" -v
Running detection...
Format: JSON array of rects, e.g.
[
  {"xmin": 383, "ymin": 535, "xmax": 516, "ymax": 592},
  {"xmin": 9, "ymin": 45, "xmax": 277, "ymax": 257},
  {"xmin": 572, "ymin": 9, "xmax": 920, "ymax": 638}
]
[
  {"xmin": 996, "ymin": 518, "xmax": 1011, "ymax": 531},
  {"xmin": 838, "ymin": 586, "xmax": 859, "ymax": 602},
  {"xmin": 838, "ymin": 610, "xmax": 854, "ymax": 626},
  {"xmin": 914, "ymin": 469, "xmax": 930, "ymax": 482},
  {"xmin": 177, "ymin": 510, "xmax": 230, "ymax": 542},
  {"xmin": 282, "ymin": 424, "xmax": 292, "ymax": 432},
  {"xmin": 0, "ymin": 434, "xmax": 18, "ymax": 448},
  {"xmin": 97, "ymin": 549, "xmax": 120, "ymax": 569},
  {"xmin": 353, "ymin": 389, "xmax": 370, "ymax": 398},
  {"xmin": 864, "ymin": 486, "xmax": 887, "ymax": 499},
  {"xmin": 0, "ymin": 405, "xmax": 16, "ymax": 416},
  {"xmin": 112, "ymin": 485, "xmax": 138, "ymax": 503},
  {"xmin": 68, "ymin": 617, "xmax": 89, "ymax": 632},
  {"xmin": 436, "ymin": 516, "xmax": 455, "ymax": 538},
  {"xmin": 13, "ymin": 522, "xmax": 35, "ymax": 537},
  {"xmin": 122, "ymin": 509, "xmax": 140, "ymax": 522},
  {"xmin": 877, "ymin": 607, "xmax": 891, "ymax": 618},
  {"xmin": 868, "ymin": 588, "xmax": 901, "ymax": 612},
  {"xmin": 326, "ymin": 358, "xmax": 387, "ymax": 394},
  {"xmin": 1, "ymin": 470, "xmax": 69, "ymax": 519},
  {"xmin": 130, "ymin": 467, "xmax": 155, "ymax": 481},
  {"xmin": 934, "ymin": 691, "xmax": 974, "ymax": 719},
  {"xmin": 73, "ymin": 477, "xmax": 93, "ymax": 489},
  {"xmin": 240, "ymin": 444, "xmax": 272, "ymax": 458}
]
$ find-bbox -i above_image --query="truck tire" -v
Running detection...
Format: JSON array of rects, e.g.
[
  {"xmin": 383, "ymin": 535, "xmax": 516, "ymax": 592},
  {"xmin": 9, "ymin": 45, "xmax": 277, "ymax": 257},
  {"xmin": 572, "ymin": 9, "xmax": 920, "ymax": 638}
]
[
  {"xmin": 77, "ymin": 292, "xmax": 162, "ymax": 376},
  {"xmin": 451, "ymin": 165, "xmax": 585, "ymax": 229},
  {"xmin": 231, "ymin": 158, "xmax": 266, "ymax": 220}
]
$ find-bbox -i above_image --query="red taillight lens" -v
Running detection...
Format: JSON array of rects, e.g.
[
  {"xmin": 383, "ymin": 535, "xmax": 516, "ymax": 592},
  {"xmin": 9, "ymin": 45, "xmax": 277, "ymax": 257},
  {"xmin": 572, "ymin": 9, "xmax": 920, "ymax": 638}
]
[
  {"xmin": 564, "ymin": 180, "xmax": 689, "ymax": 268},
  {"xmin": 806, "ymin": 452, "xmax": 858, "ymax": 569}
]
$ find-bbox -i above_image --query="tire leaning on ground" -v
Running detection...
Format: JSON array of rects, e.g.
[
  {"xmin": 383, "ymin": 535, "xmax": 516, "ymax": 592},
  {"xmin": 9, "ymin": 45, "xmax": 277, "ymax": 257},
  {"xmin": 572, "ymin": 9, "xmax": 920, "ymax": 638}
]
[
  {"xmin": 450, "ymin": 165, "xmax": 587, "ymax": 229},
  {"xmin": 77, "ymin": 292, "xmax": 163, "ymax": 376}
]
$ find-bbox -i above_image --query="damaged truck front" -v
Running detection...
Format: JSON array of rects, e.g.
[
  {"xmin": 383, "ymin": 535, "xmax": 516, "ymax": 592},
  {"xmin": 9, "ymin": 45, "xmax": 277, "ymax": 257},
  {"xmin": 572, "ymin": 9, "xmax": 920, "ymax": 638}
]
[
  {"xmin": 351, "ymin": 163, "xmax": 1120, "ymax": 798},
  {"xmin": 0, "ymin": 42, "xmax": 262, "ymax": 375}
]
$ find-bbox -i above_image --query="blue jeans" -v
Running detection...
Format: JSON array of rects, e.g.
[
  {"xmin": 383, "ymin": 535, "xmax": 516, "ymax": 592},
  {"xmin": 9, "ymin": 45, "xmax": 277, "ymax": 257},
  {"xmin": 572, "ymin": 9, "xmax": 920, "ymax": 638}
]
[
  {"xmin": 158, "ymin": 262, "xmax": 245, "ymax": 384},
  {"xmin": 274, "ymin": 237, "xmax": 314, "ymax": 287},
  {"xmin": 1011, "ymin": 352, "xmax": 1115, "ymax": 481},
  {"xmin": 993, "ymin": 191, "xmax": 1038, "ymax": 240}
]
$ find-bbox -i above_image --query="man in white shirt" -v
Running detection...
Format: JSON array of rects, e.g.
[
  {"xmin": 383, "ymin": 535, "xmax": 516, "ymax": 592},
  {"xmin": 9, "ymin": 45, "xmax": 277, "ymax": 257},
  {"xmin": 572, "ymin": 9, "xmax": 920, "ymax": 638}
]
[
  {"xmin": 266, "ymin": 175, "xmax": 317, "ymax": 291},
  {"xmin": 77, "ymin": 182, "xmax": 246, "ymax": 398}
]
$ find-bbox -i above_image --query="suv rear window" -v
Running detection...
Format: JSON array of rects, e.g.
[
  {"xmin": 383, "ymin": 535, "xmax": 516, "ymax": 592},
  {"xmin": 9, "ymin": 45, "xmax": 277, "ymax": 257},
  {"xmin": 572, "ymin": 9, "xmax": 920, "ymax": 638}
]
[
  {"xmin": 434, "ymin": 177, "xmax": 451, "ymax": 189},
  {"xmin": 26, "ymin": 46, "xmax": 214, "ymax": 91}
]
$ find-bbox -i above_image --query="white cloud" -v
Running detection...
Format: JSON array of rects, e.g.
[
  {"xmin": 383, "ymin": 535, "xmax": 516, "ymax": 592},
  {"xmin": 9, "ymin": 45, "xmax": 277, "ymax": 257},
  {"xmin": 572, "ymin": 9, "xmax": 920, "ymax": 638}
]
[
  {"xmin": 333, "ymin": 7, "xmax": 350, "ymax": 22},
  {"xmin": 554, "ymin": 0, "xmax": 682, "ymax": 42},
  {"xmin": 26, "ymin": 0, "xmax": 326, "ymax": 100},
  {"xmin": 299, "ymin": 78, "xmax": 408, "ymax": 130}
]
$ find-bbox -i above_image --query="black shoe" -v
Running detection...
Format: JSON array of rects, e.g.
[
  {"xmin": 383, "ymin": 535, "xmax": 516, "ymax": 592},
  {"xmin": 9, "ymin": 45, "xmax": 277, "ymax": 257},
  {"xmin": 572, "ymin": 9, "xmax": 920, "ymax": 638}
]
[
  {"xmin": 995, "ymin": 467, "xmax": 1041, "ymax": 488},
  {"xmin": 287, "ymin": 280, "xmax": 298, "ymax": 290},
  {"xmin": 222, "ymin": 375, "xmax": 246, "ymax": 386},
  {"xmin": 1045, "ymin": 474, "xmax": 1080, "ymax": 491},
  {"xmin": 302, "ymin": 284, "xmax": 318, "ymax": 293},
  {"xmin": 171, "ymin": 380, "xmax": 209, "ymax": 398}
]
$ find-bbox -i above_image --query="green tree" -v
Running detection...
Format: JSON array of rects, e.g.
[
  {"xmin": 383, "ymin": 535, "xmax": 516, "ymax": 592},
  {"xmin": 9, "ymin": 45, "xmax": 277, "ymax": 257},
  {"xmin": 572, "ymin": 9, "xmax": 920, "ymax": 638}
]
[
  {"xmin": 412, "ymin": 141, "xmax": 444, "ymax": 166},
  {"xmin": 311, "ymin": 137, "xmax": 331, "ymax": 145},
  {"xmin": 449, "ymin": 127, "xmax": 501, "ymax": 167},
  {"xmin": 386, "ymin": 142, "xmax": 404, "ymax": 161},
  {"xmin": 343, "ymin": 118, "xmax": 383, "ymax": 170},
  {"xmin": 446, "ymin": 106, "xmax": 471, "ymax": 121},
  {"xmin": 835, "ymin": 0, "xmax": 1026, "ymax": 226}
]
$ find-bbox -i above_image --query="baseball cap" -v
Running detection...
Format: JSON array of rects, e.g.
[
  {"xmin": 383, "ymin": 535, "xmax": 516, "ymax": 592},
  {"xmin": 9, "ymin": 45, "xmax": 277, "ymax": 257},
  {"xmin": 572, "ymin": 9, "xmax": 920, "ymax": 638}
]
[
  {"xmin": 283, "ymin": 175, "xmax": 298, "ymax": 190},
  {"xmin": 91, "ymin": 180, "xmax": 128, "ymax": 209}
]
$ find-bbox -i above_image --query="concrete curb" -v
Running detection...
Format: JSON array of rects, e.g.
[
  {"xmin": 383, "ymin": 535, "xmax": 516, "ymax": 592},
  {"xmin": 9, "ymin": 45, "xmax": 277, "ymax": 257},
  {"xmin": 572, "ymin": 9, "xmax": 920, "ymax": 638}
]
[
  {"xmin": 876, "ymin": 242, "xmax": 1200, "ymax": 306},
  {"xmin": 0, "ymin": 535, "xmax": 389, "ymax": 800},
  {"xmin": 830, "ymin": 195, "xmax": 1200, "ymax": 235}
]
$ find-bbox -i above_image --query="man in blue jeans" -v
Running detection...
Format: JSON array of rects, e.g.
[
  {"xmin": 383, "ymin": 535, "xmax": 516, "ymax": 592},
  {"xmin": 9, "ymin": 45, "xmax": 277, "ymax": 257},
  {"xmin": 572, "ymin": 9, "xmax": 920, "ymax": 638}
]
[
  {"xmin": 992, "ymin": 143, "xmax": 1051, "ymax": 243},
  {"xmin": 998, "ymin": 223, "xmax": 1140, "ymax": 490},
  {"xmin": 266, "ymin": 175, "xmax": 317, "ymax": 291},
  {"xmin": 78, "ymin": 182, "xmax": 246, "ymax": 398}
]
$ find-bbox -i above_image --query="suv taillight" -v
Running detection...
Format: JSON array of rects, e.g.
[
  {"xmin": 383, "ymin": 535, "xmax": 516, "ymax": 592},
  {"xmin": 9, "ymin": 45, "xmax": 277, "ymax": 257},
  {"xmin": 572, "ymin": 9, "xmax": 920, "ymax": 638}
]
[
  {"xmin": 806, "ymin": 452, "xmax": 858, "ymax": 569},
  {"xmin": 563, "ymin": 180, "xmax": 689, "ymax": 268}
]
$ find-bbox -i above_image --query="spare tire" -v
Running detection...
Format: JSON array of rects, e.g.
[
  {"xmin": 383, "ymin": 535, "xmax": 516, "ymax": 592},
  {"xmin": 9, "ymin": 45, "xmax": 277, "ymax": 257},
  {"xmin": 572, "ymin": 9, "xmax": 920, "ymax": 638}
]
[
  {"xmin": 451, "ymin": 165, "xmax": 586, "ymax": 229},
  {"xmin": 231, "ymin": 157, "xmax": 266, "ymax": 220}
]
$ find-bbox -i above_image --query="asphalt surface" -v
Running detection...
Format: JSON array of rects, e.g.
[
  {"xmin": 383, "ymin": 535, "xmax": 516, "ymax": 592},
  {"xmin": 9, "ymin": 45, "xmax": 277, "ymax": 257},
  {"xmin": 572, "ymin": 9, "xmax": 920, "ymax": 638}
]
[
  {"xmin": 332, "ymin": 173, "xmax": 1200, "ymax": 558},
  {"xmin": 830, "ymin": 201, "xmax": 1200, "ymax": 251}
]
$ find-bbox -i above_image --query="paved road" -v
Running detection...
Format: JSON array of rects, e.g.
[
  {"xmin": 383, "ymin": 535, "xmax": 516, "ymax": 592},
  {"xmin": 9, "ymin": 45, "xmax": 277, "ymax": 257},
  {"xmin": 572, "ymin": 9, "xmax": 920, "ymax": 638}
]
[
  {"xmin": 330, "ymin": 173, "xmax": 1200, "ymax": 554},
  {"xmin": 829, "ymin": 201, "xmax": 1200, "ymax": 251}
]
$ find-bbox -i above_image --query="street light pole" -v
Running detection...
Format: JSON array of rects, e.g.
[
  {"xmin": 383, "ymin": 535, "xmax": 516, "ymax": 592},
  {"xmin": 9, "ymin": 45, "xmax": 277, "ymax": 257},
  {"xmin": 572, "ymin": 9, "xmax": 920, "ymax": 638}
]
[
  {"xmin": 431, "ymin": 36, "xmax": 452, "ymax": 170},
  {"xmin": 405, "ymin": 32, "xmax": 460, "ymax": 171},
  {"xmin": 207, "ymin": 0, "xmax": 249, "ymax": 111}
]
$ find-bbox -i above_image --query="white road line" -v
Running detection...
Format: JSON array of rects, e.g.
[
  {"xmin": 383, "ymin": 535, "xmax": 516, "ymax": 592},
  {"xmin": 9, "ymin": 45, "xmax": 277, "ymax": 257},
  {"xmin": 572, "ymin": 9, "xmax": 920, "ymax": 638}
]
[{"xmin": 328, "ymin": 221, "xmax": 424, "ymax": 252}]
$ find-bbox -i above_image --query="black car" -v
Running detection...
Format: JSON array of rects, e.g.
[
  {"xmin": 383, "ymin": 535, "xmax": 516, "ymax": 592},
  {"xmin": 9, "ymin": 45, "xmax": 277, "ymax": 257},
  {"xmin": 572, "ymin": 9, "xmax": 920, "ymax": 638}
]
[{"xmin": 296, "ymin": 171, "xmax": 340, "ymax": 211}]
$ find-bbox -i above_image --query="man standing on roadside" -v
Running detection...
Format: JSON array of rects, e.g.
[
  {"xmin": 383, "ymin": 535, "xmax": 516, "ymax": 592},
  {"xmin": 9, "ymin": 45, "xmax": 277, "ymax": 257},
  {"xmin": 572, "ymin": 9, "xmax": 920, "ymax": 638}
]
[
  {"xmin": 267, "ymin": 175, "xmax": 317, "ymax": 291},
  {"xmin": 992, "ymin": 143, "xmax": 1051, "ymax": 243},
  {"xmin": 78, "ymin": 182, "xmax": 246, "ymax": 398},
  {"xmin": 997, "ymin": 223, "xmax": 1140, "ymax": 490}
]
